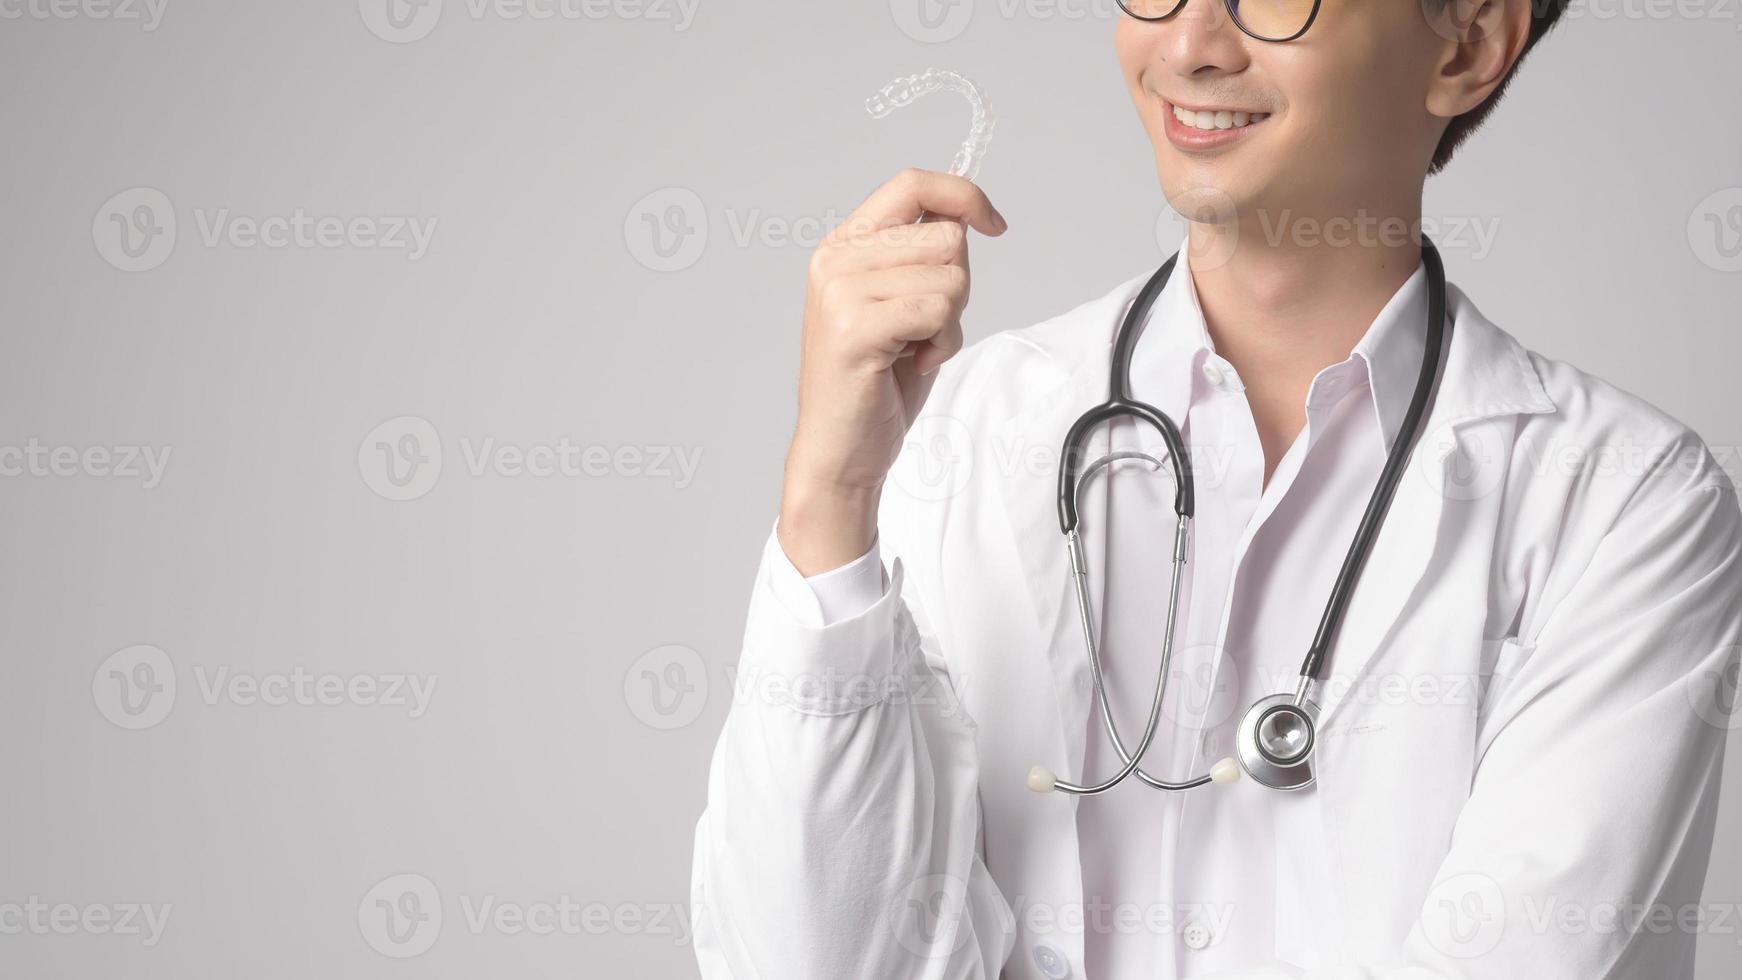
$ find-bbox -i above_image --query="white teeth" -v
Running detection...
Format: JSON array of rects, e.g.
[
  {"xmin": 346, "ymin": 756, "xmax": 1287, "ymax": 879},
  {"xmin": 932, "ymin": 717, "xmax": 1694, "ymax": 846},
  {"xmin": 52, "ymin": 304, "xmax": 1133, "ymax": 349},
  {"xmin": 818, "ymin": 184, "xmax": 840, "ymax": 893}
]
[{"xmin": 1171, "ymin": 103, "xmax": 1269, "ymax": 131}]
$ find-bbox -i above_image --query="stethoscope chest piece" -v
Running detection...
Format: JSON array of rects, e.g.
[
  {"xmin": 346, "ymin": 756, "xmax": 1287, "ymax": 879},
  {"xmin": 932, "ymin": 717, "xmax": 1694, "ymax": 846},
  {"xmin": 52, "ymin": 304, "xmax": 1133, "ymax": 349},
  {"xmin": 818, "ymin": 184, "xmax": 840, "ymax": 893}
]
[{"xmin": 1235, "ymin": 693, "xmax": 1322, "ymax": 791}]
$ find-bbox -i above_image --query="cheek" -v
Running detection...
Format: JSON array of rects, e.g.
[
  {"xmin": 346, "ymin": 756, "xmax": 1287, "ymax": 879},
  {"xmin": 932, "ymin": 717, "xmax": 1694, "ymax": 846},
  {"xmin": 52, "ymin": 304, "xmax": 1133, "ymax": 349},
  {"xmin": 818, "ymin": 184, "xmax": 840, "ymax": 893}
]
[
  {"xmin": 1281, "ymin": 17, "xmax": 1433, "ymax": 149},
  {"xmin": 1265, "ymin": 45, "xmax": 1403, "ymax": 163},
  {"xmin": 1113, "ymin": 19, "xmax": 1147, "ymax": 90}
]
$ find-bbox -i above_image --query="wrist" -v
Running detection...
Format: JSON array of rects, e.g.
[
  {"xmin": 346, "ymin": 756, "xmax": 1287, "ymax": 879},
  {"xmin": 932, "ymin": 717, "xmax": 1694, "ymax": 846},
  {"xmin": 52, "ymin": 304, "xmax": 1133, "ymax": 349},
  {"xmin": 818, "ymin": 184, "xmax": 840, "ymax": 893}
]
[{"xmin": 778, "ymin": 474, "xmax": 881, "ymax": 576}]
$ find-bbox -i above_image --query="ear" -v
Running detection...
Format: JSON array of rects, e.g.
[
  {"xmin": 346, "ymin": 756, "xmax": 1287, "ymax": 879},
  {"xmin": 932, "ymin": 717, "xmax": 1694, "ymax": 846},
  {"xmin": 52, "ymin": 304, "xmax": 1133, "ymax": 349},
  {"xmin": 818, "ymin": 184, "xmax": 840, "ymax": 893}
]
[{"xmin": 1424, "ymin": 0, "xmax": 1534, "ymax": 120}]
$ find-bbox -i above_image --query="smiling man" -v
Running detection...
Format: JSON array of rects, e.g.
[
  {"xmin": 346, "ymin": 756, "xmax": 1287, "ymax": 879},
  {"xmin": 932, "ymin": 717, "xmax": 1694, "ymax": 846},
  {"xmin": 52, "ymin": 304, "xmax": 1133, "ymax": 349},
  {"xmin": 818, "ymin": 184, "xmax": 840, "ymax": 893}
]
[{"xmin": 689, "ymin": 0, "xmax": 1742, "ymax": 976}]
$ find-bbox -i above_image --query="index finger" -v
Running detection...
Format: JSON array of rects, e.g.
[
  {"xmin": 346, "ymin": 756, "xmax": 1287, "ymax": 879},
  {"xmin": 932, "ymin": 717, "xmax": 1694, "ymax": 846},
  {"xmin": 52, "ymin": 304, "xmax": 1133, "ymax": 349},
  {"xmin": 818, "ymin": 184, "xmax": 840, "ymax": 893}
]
[{"xmin": 851, "ymin": 168, "xmax": 1008, "ymax": 236}]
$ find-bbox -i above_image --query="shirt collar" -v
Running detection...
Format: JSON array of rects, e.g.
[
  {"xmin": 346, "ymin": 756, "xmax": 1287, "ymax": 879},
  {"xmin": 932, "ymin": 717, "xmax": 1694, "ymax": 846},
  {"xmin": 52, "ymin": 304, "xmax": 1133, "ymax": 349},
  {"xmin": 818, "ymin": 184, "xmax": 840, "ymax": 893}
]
[{"xmin": 1128, "ymin": 244, "xmax": 1432, "ymax": 453}]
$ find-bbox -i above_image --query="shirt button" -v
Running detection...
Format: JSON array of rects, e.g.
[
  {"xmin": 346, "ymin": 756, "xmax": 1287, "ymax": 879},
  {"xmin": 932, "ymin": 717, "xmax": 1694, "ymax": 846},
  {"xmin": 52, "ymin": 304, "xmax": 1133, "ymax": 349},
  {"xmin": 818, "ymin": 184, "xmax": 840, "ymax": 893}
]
[
  {"xmin": 1201, "ymin": 361, "xmax": 1227, "ymax": 387},
  {"xmin": 1182, "ymin": 919, "xmax": 1214, "ymax": 951},
  {"xmin": 1032, "ymin": 942, "xmax": 1071, "ymax": 978}
]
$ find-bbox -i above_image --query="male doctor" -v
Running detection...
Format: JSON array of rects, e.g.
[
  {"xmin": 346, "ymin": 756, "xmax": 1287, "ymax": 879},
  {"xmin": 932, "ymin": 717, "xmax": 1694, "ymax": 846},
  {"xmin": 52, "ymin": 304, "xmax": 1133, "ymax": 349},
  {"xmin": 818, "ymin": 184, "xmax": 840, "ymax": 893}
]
[{"xmin": 690, "ymin": 0, "xmax": 1742, "ymax": 975}]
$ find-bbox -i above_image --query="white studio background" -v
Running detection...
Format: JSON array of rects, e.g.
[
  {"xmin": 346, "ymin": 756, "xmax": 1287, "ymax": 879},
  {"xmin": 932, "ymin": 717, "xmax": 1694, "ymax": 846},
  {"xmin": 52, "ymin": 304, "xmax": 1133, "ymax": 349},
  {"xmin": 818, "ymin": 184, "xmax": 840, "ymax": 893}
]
[{"xmin": 1, "ymin": 0, "xmax": 1739, "ymax": 977}]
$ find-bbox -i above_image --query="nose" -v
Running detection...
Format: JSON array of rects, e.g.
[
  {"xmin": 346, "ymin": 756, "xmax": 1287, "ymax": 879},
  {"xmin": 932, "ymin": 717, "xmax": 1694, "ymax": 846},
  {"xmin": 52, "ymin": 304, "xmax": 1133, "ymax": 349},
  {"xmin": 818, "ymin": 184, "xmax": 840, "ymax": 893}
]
[{"xmin": 1151, "ymin": 0, "xmax": 1251, "ymax": 80}]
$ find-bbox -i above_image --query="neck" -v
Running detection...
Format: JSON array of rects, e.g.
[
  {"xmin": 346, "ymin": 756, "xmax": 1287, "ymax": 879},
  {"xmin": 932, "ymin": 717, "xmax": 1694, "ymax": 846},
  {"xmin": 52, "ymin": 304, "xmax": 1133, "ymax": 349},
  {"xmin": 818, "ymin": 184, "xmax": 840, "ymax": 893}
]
[
  {"xmin": 1182, "ymin": 197, "xmax": 1425, "ymax": 482},
  {"xmin": 1186, "ymin": 203, "xmax": 1424, "ymax": 377}
]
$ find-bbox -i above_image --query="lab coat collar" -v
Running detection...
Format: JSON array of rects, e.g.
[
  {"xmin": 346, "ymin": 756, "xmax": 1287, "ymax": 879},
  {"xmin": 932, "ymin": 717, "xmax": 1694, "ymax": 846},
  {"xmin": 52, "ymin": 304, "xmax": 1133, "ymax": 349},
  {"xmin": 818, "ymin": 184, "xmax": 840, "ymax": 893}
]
[
  {"xmin": 1351, "ymin": 261, "xmax": 1430, "ymax": 451},
  {"xmin": 986, "ymin": 264, "xmax": 1556, "ymax": 777}
]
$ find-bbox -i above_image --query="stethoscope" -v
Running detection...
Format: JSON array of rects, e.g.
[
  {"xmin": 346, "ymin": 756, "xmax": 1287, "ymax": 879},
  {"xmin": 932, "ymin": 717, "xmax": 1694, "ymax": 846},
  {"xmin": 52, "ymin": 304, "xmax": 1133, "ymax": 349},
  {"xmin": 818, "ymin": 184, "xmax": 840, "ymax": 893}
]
[{"xmin": 1027, "ymin": 238, "xmax": 1450, "ymax": 796}]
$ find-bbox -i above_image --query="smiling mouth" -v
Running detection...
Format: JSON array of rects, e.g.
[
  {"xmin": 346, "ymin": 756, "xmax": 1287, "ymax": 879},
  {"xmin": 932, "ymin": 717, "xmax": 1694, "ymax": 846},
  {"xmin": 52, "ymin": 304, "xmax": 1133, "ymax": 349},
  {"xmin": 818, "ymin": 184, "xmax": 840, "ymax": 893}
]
[{"xmin": 1168, "ymin": 101, "xmax": 1271, "ymax": 131}]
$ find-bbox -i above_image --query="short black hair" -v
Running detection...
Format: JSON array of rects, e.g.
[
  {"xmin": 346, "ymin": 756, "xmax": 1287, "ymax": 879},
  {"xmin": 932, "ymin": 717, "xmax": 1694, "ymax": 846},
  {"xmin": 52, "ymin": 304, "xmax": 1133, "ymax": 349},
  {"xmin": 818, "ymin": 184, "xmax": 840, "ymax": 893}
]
[{"xmin": 1427, "ymin": 0, "xmax": 1572, "ymax": 173}]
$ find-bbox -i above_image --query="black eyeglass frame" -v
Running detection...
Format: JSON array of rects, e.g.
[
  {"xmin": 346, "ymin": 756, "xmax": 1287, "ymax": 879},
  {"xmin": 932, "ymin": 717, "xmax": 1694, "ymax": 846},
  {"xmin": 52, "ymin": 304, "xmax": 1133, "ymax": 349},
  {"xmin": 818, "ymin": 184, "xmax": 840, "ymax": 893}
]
[{"xmin": 1115, "ymin": 0, "xmax": 1324, "ymax": 43}]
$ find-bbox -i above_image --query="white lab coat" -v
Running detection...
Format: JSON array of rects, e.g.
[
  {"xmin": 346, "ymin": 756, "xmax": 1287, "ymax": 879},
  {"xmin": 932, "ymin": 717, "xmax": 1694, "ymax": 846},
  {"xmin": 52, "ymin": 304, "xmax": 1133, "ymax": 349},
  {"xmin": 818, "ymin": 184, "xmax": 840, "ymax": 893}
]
[{"xmin": 690, "ymin": 269, "xmax": 1742, "ymax": 979}]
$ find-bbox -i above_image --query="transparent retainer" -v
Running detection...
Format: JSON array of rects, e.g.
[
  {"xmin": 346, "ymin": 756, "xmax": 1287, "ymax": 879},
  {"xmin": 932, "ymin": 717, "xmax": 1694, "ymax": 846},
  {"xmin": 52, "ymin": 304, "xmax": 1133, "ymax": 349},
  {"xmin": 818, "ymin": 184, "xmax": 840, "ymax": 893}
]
[{"xmin": 865, "ymin": 68, "xmax": 995, "ymax": 183}]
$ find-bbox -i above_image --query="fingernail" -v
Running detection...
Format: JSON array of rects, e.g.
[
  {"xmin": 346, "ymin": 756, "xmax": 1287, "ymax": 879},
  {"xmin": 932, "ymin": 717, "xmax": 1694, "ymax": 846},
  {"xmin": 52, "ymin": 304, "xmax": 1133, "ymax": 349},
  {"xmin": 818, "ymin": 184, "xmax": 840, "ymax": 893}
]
[{"xmin": 993, "ymin": 210, "xmax": 1009, "ymax": 232}]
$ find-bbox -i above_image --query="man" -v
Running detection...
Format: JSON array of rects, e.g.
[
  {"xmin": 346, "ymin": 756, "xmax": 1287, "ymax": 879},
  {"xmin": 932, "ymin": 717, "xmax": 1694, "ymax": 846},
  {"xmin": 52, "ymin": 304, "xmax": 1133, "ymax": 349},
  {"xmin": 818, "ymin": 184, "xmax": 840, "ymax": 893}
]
[{"xmin": 690, "ymin": 0, "xmax": 1742, "ymax": 975}]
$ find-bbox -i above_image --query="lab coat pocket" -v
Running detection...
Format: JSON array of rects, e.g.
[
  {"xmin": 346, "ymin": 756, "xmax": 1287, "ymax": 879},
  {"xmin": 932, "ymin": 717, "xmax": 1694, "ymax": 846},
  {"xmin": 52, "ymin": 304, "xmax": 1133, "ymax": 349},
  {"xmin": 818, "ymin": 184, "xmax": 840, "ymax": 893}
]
[{"xmin": 1312, "ymin": 697, "xmax": 1482, "ymax": 965}]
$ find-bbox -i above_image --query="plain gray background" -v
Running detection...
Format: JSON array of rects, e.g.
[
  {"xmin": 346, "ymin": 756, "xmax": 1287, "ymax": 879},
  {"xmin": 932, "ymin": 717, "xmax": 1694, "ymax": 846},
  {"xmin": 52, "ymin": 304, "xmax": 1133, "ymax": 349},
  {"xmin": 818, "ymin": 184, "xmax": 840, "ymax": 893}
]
[{"xmin": 2, "ymin": 0, "xmax": 1739, "ymax": 976}]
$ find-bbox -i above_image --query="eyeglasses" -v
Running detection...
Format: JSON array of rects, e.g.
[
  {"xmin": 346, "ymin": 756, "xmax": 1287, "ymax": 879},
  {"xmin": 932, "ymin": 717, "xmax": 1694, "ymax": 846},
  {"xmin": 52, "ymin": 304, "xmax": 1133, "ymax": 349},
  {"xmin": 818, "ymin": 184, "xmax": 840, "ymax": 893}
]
[{"xmin": 1116, "ymin": 0, "xmax": 1323, "ymax": 42}]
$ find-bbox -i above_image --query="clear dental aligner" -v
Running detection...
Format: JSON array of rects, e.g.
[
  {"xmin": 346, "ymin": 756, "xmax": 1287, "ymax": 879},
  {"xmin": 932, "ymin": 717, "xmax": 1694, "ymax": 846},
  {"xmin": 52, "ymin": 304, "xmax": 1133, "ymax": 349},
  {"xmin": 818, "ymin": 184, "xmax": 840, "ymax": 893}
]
[{"xmin": 865, "ymin": 68, "xmax": 996, "ymax": 182}]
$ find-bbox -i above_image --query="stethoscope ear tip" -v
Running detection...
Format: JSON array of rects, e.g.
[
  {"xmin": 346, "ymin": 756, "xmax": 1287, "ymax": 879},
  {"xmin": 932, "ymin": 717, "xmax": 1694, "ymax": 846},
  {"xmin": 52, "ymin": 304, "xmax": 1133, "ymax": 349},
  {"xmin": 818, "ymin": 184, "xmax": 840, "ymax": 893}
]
[
  {"xmin": 1209, "ymin": 757, "xmax": 1241, "ymax": 785},
  {"xmin": 1027, "ymin": 766, "xmax": 1058, "ymax": 794}
]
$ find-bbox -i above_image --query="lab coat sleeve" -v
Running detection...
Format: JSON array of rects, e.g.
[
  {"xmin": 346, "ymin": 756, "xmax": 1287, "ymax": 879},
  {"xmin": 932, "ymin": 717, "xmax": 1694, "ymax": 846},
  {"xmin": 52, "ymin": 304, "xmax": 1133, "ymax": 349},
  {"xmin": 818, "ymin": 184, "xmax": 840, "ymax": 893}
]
[
  {"xmin": 1190, "ymin": 477, "xmax": 1742, "ymax": 980},
  {"xmin": 690, "ymin": 527, "xmax": 1018, "ymax": 979}
]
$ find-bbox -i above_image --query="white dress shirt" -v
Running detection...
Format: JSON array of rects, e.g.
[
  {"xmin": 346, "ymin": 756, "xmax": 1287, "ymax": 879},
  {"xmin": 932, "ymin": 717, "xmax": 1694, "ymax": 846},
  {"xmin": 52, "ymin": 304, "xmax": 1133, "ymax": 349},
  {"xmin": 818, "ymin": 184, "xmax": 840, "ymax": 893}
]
[{"xmin": 767, "ymin": 261, "xmax": 1432, "ymax": 977}]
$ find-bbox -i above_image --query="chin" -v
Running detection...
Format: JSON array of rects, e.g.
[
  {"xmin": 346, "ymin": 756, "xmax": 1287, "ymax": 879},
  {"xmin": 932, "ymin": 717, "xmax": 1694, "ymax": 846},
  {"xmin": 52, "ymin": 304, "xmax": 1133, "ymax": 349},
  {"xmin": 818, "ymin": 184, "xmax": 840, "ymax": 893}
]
[{"xmin": 1157, "ymin": 162, "xmax": 1255, "ymax": 230}]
